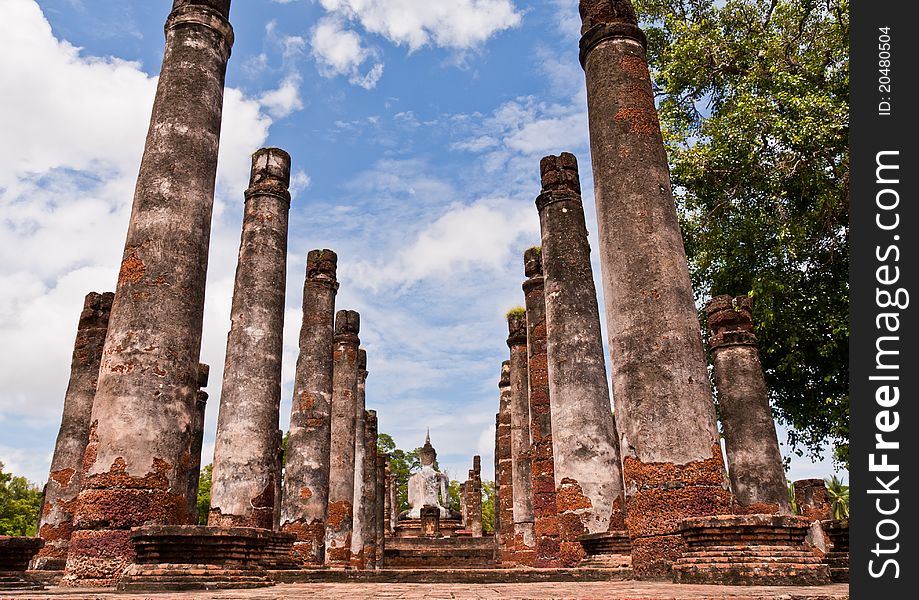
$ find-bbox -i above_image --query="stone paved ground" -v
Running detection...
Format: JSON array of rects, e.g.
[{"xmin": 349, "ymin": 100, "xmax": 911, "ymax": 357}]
[{"xmin": 2, "ymin": 582, "xmax": 849, "ymax": 599}]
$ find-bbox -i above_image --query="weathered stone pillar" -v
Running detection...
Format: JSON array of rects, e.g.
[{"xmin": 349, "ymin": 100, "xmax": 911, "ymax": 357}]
[
  {"xmin": 578, "ymin": 0, "xmax": 731, "ymax": 577},
  {"xmin": 360, "ymin": 409, "xmax": 379, "ymax": 569},
  {"xmin": 280, "ymin": 249, "xmax": 338, "ymax": 564},
  {"xmin": 375, "ymin": 451, "xmax": 386, "ymax": 568},
  {"xmin": 495, "ymin": 360, "xmax": 515, "ymax": 561},
  {"xmin": 465, "ymin": 456, "xmax": 483, "ymax": 538},
  {"xmin": 185, "ymin": 364, "xmax": 209, "ymax": 523},
  {"xmin": 349, "ymin": 352, "xmax": 370, "ymax": 569},
  {"xmin": 34, "ymin": 292, "xmax": 113, "ymax": 571},
  {"xmin": 536, "ymin": 152, "xmax": 626, "ymax": 565},
  {"xmin": 522, "ymin": 248, "xmax": 562, "ymax": 567},
  {"xmin": 384, "ymin": 461, "xmax": 394, "ymax": 536},
  {"xmin": 324, "ymin": 310, "xmax": 361, "ymax": 564},
  {"xmin": 706, "ymin": 295, "xmax": 790, "ymax": 514},
  {"xmin": 506, "ymin": 311, "xmax": 535, "ymax": 564},
  {"xmin": 64, "ymin": 1, "xmax": 234, "ymax": 585},
  {"xmin": 209, "ymin": 147, "xmax": 291, "ymax": 530}
]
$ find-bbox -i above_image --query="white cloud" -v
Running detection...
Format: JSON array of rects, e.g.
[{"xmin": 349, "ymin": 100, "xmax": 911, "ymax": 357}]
[
  {"xmin": 310, "ymin": 15, "xmax": 384, "ymax": 88},
  {"xmin": 318, "ymin": 0, "xmax": 523, "ymax": 51},
  {"xmin": 259, "ymin": 74, "xmax": 304, "ymax": 119},
  {"xmin": 344, "ymin": 196, "xmax": 538, "ymax": 292}
]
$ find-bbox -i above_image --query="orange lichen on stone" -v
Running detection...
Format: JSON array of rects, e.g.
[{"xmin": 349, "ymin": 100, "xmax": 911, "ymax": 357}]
[
  {"xmin": 299, "ymin": 486, "xmax": 313, "ymax": 500},
  {"xmin": 556, "ymin": 478, "xmax": 593, "ymax": 512},
  {"xmin": 618, "ymin": 54, "xmax": 648, "ymax": 77},
  {"xmin": 298, "ymin": 390, "xmax": 317, "ymax": 411},
  {"xmin": 735, "ymin": 501, "xmax": 781, "ymax": 515},
  {"xmin": 118, "ymin": 252, "xmax": 145, "ymax": 285},
  {"xmin": 613, "ymin": 107, "xmax": 661, "ymax": 136},
  {"xmin": 50, "ymin": 468, "xmax": 76, "ymax": 487},
  {"xmin": 622, "ymin": 444, "xmax": 727, "ymax": 489},
  {"xmin": 326, "ymin": 500, "xmax": 352, "ymax": 528}
]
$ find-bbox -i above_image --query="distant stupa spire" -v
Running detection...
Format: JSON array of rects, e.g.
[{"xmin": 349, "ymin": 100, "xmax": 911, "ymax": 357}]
[{"xmin": 425, "ymin": 427, "xmax": 431, "ymax": 445}]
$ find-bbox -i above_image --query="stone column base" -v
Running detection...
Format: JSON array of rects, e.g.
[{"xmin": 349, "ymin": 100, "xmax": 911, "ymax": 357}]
[
  {"xmin": 0, "ymin": 536, "xmax": 45, "ymax": 590},
  {"xmin": 117, "ymin": 525, "xmax": 297, "ymax": 591},
  {"xmin": 671, "ymin": 515, "xmax": 830, "ymax": 586}
]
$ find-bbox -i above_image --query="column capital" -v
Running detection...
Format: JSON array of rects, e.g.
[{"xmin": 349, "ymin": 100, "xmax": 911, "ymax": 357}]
[
  {"xmin": 706, "ymin": 294, "xmax": 758, "ymax": 349},
  {"xmin": 166, "ymin": 1, "xmax": 234, "ymax": 55},
  {"xmin": 578, "ymin": 1, "xmax": 646, "ymax": 67},
  {"xmin": 506, "ymin": 309, "xmax": 527, "ymax": 348},
  {"xmin": 245, "ymin": 147, "xmax": 292, "ymax": 205},
  {"xmin": 498, "ymin": 360, "xmax": 511, "ymax": 388},
  {"xmin": 334, "ymin": 310, "xmax": 361, "ymax": 343},
  {"xmin": 305, "ymin": 249, "xmax": 340, "ymax": 290}
]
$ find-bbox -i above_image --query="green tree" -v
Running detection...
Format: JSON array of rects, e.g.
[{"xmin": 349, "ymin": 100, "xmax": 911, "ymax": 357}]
[
  {"xmin": 196, "ymin": 464, "xmax": 212, "ymax": 525},
  {"xmin": 0, "ymin": 462, "xmax": 43, "ymax": 536},
  {"xmin": 481, "ymin": 480, "xmax": 496, "ymax": 534},
  {"xmin": 634, "ymin": 0, "xmax": 849, "ymax": 464},
  {"xmin": 825, "ymin": 474, "xmax": 849, "ymax": 520}
]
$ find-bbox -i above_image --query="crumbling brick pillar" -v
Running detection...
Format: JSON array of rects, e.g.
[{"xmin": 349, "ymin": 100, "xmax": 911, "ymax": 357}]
[
  {"xmin": 324, "ymin": 310, "xmax": 361, "ymax": 564},
  {"xmin": 578, "ymin": 0, "xmax": 732, "ymax": 577},
  {"xmin": 522, "ymin": 248, "xmax": 562, "ymax": 567},
  {"xmin": 209, "ymin": 147, "xmax": 291, "ymax": 530},
  {"xmin": 350, "ymin": 352, "xmax": 371, "ymax": 569},
  {"xmin": 706, "ymin": 295, "xmax": 791, "ymax": 514},
  {"xmin": 34, "ymin": 292, "xmax": 114, "ymax": 571},
  {"xmin": 536, "ymin": 153, "xmax": 626, "ymax": 566},
  {"xmin": 185, "ymin": 364, "xmax": 209, "ymax": 523},
  {"xmin": 495, "ymin": 361, "xmax": 515, "ymax": 560},
  {"xmin": 375, "ymin": 451, "xmax": 386, "ymax": 568},
  {"xmin": 465, "ymin": 456, "xmax": 483, "ymax": 538},
  {"xmin": 280, "ymin": 249, "xmax": 338, "ymax": 564},
  {"xmin": 506, "ymin": 311, "xmax": 535, "ymax": 564},
  {"xmin": 384, "ymin": 461, "xmax": 394, "ymax": 536},
  {"xmin": 794, "ymin": 479, "xmax": 832, "ymax": 522},
  {"xmin": 63, "ymin": 0, "xmax": 234, "ymax": 586}
]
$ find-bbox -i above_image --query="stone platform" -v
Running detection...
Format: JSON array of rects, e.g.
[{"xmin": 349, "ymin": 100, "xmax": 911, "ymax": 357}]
[
  {"xmin": 384, "ymin": 536, "xmax": 496, "ymax": 568},
  {"xmin": 270, "ymin": 566, "xmax": 631, "ymax": 584},
  {"xmin": 0, "ymin": 580, "xmax": 849, "ymax": 598},
  {"xmin": 117, "ymin": 526, "xmax": 296, "ymax": 591},
  {"xmin": 0, "ymin": 536, "xmax": 44, "ymax": 591},
  {"xmin": 577, "ymin": 530, "xmax": 631, "ymax": 569},
  {"xmin": 822, "ymin": 519, "xmax": 849, "ymax": 583},
  {"xmin": 672, "ymin": 515, "xmax": 829, "ymax": 586},
  {"xmin": 393, "ymin": 518, "xmax": 464, "ymax": 538}
]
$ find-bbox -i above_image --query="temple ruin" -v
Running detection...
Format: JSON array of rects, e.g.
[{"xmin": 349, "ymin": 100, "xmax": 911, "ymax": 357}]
[{"xmin": 0, "ymin": 0, "xmax": 848, "ymax": 594}]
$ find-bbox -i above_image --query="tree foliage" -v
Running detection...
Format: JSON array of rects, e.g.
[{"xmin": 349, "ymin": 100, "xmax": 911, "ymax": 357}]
[
  {"xmin": 634, "ymin": 0, "xmax": 849, "ymax": 464},
  {"xmin": 0, "ymin": 462, "xmax": 43, "ymax": 536},
  {"xmin": 196, "ymin": 464, "xmax": 212, "ymax": 525}
]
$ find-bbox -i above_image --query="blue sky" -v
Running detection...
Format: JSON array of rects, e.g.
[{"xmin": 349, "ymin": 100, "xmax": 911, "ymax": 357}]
[{"xmin": 0, "ymin": 0, "xmax": 843, "ymax": 487}]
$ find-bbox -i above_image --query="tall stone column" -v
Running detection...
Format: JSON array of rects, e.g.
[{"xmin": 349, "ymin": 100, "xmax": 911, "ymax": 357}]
[
  {"xmin": 64, "ymin": 1, "xmax": 234, "ymax": 585},
  {"xmin": 522, "ymin": 248, "xmax": 562, "ymax": 567},
  {"xmin": 325, "ymin": 310, "xmax": 361, "ymax": 564},
  {"xmin": 495, "ymin": 360, "xmax": 515, "ymax": 561},
  {"xmin": 578, "ymin": 0, "xmax": 732, "ymax": 577},
  {"xmin": 536, "ymin": 153, "xmax": 626, "ymax": 565},
  {"xmin": 280, "ymin": 249, "xmax": 339, "ymax": 564},
  {"xmin": 506, "ymin": 310, "xmax": 535, "ymax": 564},
  {"xmin": 375, "ymin": 451, "xmax": 386, "ymax": 568},
  {"xmin": 465, "ymin": 456, "xmax": 483, "ymax": 538},
  {"xmin": 209, "ymin": 147, "xmax": 291, "ymax": 530},
  {"xmin": 357, "ymin": 409, "xmax": 379, "ymax": 569},
  {"xmin": 384, "ymin": 461, "xmax": 394, "ymax": 536},
  {"xmin": 34, "ymin": 292, "xmax": 114, "ymax": 571},
  {"xmin": 185, "ymin": 363, "xmax": 209, "ymax": 523},
  {"xmin": 706, "ymin": 295, "xmax": 790, "ymax": 514},
  {"xmin": 350, "ymin": 352, "xmax": 370, "ymax": 568}
]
